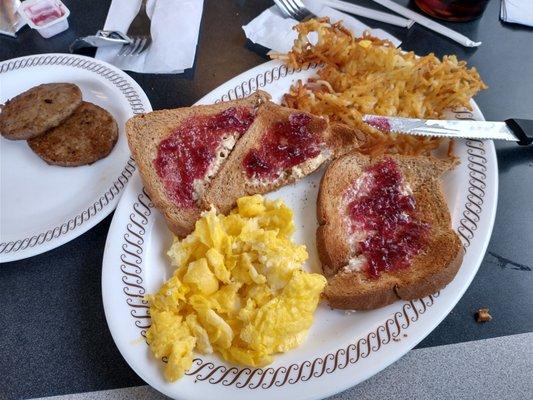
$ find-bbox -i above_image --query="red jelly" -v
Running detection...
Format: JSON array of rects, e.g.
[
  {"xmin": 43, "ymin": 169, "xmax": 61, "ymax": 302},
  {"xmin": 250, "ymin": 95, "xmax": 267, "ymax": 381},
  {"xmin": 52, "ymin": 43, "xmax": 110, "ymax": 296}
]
[
  {"xmin": 31, "ymin": 8, "xmax": 63, "ymax": 26},
  {"xmin": 365, "ymin": 116, "xmax": 391, "ymax": 132},
  {"xmin": 154, "ymin": 107, "xmax": 255, "ymax": 208},
  {"xmin": 25, "ymin": 1, "xmax": 65, "ymax": 26},
  {"xmin": 243, "ymin": 113, "xmax": 321, "ymax": 180},
  {"xmin": 346, "ymin": 158, "xmax": 429, "ymax": 278}
]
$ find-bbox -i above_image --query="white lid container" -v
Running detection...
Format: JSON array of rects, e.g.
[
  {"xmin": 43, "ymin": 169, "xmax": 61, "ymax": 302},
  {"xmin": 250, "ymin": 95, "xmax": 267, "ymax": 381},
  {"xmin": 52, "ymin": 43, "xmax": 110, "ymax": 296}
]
[{"xmin": 18, "ymin": 0, "xmax": 70, "ymax": 38}]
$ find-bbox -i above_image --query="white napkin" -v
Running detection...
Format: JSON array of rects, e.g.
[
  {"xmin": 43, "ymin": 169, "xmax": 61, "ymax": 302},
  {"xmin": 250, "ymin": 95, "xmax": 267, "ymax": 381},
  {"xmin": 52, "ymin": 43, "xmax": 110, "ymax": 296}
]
[
  {"xmin": 243, "ymin": 1, "xmax": 401, "ymax": 54},
  {"xmin": 500, "ymin": 0, "xmax": 533, "ymax": 27},
  {"xmin": 95, "ymin": 0, "xmax": 204, "ymax": 74}
]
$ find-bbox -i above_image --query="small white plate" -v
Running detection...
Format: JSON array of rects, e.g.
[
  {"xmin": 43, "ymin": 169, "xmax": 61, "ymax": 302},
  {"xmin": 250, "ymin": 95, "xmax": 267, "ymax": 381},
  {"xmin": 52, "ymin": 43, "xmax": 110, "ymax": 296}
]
[
  {"xmin": 102, "ymin": 60, "xmax": 498, "ymax": 400},
  {"xmin": 0, "ymin": 54, "xmax": 151, "ymax": 262}
]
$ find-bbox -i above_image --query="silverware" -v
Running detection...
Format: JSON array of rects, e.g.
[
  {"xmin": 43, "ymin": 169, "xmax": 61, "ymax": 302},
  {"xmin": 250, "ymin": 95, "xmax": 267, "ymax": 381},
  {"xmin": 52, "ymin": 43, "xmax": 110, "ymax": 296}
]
[
  {"xmin": 119, "ymin": 0, "xmax": 152, "ymax": 56},
  {"xmin": 273, "ymin": 0, "xmax": 412, "ymax": 27},
  {"xmin": 69, "ymin": 30, "xmax": 131, "ymax": 52},
  {"xmin": 315, "ymin": 0, "xmax": 412, "ymax": 27},
  {"xmin": 362, "ymin": 115, "xmax": 533, "ymax": 145},
  {"xmin": 367, "ymin": 0, "xmax": 481, "ymax": 47},
  {"xmin": 273, "ymin": 0, "xmax": 314, "ymax": 21}
]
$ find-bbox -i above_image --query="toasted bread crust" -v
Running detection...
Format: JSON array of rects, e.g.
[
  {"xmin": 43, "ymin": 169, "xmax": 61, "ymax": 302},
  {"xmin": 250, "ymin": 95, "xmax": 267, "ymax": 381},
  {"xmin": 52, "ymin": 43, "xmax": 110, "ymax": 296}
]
[
  {"xmin": 318, "ymin": 153, "xmax": 463, "ymax": 310},
  {"xmin": 0, "ymin": 83, "xmax": 82, "ymax": 140},
  {"xmin": 126, "ymin": 92, "xmax": 269, "ymax": 237},
  {"xmin": 323, "ymin": 232, "xmax": 463, "ymax": 310},
  {"xmin": 126, "ymin": 91, "xmax": 366, "ymax": 238},
  {"xmin": 202, "ymin": 102, "xmax": 366, "ymax": 215}
]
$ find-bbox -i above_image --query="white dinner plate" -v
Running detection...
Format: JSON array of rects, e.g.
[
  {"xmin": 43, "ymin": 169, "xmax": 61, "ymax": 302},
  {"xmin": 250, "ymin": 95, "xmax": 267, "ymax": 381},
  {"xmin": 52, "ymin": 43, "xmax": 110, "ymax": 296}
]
[
  {"xmin": 0, "ymin": 54, "xmax": 151, "ymax": 263},
  {"xmin": 102, "ymin": 60, "xmax": 497, "ymax": 400}
]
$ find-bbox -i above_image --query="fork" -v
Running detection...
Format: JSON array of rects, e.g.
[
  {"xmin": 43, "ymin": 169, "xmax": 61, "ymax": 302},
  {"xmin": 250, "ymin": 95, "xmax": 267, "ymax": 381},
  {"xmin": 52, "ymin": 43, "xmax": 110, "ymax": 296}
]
[
  {"xmin": 119, "ymin": 0, "xmax": 152, "ymax": 56},
  {"xmin": 274, "ymin": 0, "xmax": 413, "ymax": 27},
  {"xmin": 274, "ymin": 0, "xmax": 314, "ymax": 21}
]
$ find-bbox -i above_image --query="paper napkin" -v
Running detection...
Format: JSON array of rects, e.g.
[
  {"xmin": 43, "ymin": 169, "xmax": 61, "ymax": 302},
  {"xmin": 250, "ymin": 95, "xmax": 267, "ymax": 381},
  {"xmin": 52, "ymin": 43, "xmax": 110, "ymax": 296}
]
[
  {"xmin": 95, "ymin": 0, "xmax": 204, "ymax": 74},
  {"xmin": 501, "ymin": 0, "xmax": 533, "ymax": 28},
  {"xmin": 243, "ymin": 0, "xmax": 401, "ymax": 54}
]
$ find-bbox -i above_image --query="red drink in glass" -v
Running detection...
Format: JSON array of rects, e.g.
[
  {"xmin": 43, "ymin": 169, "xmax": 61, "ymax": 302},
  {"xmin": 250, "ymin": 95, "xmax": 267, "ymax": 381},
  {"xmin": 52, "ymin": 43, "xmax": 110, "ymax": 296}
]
[{"xmin": 414, "ymin": 0, "xmax": 490, "ymax": 22}]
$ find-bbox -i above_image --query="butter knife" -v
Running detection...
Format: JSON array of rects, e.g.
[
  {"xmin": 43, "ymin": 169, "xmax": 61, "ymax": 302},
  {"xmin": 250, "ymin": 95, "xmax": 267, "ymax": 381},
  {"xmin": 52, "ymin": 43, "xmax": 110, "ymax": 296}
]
[
  {"xmin": 363, "ymin": 115, "xmax": 533, "ymax": 145},
  {"xmin": 70, "ymin": 30, "xmax": 131, "ymax": 52}
]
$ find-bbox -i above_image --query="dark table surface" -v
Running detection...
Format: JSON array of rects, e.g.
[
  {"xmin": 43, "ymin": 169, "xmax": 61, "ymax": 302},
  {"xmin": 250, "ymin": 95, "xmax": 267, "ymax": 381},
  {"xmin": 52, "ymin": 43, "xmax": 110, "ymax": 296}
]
[{"xmin": 1, "ymin": 1, "xmax": 532, "ymax": 399}]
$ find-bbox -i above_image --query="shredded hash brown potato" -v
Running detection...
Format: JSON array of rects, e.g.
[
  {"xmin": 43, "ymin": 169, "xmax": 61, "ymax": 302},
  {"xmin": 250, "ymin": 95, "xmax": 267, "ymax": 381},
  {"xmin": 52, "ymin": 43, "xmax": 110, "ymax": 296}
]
[{"xmin": 272, "ymin": 18, "xmax": 487, "ymax": 157}]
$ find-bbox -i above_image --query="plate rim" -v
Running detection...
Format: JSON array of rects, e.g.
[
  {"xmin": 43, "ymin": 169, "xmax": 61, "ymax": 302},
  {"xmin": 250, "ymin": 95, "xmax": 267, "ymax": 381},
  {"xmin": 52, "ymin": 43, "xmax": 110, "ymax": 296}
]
[
  {"xmin": 0, "ymin": 53, "xmax": 152, "ymax": 263},
  {"xmin": 102, "ymin": 59, "xmax": 498, "ymax": 399}
]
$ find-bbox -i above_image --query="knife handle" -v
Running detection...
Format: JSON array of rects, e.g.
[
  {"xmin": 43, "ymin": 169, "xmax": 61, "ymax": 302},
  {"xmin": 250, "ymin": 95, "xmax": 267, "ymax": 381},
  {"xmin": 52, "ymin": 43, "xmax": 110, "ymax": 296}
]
[{"xmin": 505, "ymin": 119, "xmax": 533, "ymax": 145}]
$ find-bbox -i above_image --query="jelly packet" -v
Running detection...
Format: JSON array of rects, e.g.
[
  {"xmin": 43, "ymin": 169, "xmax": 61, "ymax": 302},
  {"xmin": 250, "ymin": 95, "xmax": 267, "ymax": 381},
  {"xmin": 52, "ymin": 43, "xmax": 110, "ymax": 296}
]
[{"xmin": 18, "ymin": 0, "xmax": 70, "ymax": 38}]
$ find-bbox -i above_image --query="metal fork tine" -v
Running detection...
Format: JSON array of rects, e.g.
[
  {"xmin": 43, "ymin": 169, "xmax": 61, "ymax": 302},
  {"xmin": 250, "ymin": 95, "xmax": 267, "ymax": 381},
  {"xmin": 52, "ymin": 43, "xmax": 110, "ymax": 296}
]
[
  {"xmin": 134, "ymin": 37, "xmax": 144, "ymax": 55},
  {"xmin": 287, "ymin": 0, "xmax": 307, "ymax": 20},
  {"xmin": 117, "ymin": 37, "xmax": 151, "ymax": 57},
  {"xmin": 125, "ymin": 38, "xmax": 137, "ymax": 56},
  {"xmin": 121, "ymin": 40, "xmax": 135, "ymax": 56},
  {"xmin": 134, "ymin": 38, "xmax": 147, "ymax": 55},
  {"xmin": 286, "ymin": 0, "xmax": 301, "ymax": 12},
  {"xmin": 295, "ymin": 8, "xmax": 309, "ymax": 21},
  {"xmin": 140, "ymin": 38, "xmax": 152, "ymax": 54},
  {"xmin": 274, "ymin": 0, "xmax": 314, "ymax": 21},
  {"xmin": 286, "ymin": 0, "xmax": 300, "ymax": 10},
  {"xmin": 273, "ymin": 0, "xmax": 293, "ymax": 18},
  {"xmin": 282, "ymin": 0, "xmax": 298, "ymax": 15},
  {"xmin": 118, "ymin": 43, "xmax": 129, "ymax": 56},
  {"xmin": 129, "ymin": 38, "xmax": 141, "ymax": 56},
  {"xmin": 127, "ymin": 38, "xmax": 141, "ymax": 56}
]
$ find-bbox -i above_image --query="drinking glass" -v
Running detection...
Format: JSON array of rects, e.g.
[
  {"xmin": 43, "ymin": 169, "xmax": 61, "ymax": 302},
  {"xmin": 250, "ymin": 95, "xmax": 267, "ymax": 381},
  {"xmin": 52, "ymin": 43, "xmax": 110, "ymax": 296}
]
[{"xmin": 414, "ymin": 0, "xmax": 490, "ymax": 22}]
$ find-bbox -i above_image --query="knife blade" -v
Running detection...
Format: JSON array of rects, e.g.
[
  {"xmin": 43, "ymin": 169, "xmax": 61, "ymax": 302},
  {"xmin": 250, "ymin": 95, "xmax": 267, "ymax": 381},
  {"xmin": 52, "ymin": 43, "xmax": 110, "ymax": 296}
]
[{"xmin": 362, "ymin": 115, "xmax": 533, "ymax": 145}]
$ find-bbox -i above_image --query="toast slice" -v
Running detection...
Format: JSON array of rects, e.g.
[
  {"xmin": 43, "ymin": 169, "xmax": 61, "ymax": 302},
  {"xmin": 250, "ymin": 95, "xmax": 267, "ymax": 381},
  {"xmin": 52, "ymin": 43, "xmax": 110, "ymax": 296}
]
[
  {"xmin": 201, "ymin": 102, "xmax": 366, "ymax": 214},
  {"xmin": 317, "ymin": 153, "xmax": 463, "ymax": 310},
  {"xmin": 126, "ymin": 91, "xmax": 269, "ymax": 237}
]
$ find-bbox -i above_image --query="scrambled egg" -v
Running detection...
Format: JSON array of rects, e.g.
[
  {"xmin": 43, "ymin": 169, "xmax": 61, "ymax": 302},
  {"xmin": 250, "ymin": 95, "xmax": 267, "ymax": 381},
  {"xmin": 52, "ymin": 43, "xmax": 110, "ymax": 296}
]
[{"xmin": 145, "ymin": 195, "xmax": 326, "ymax": 381}]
